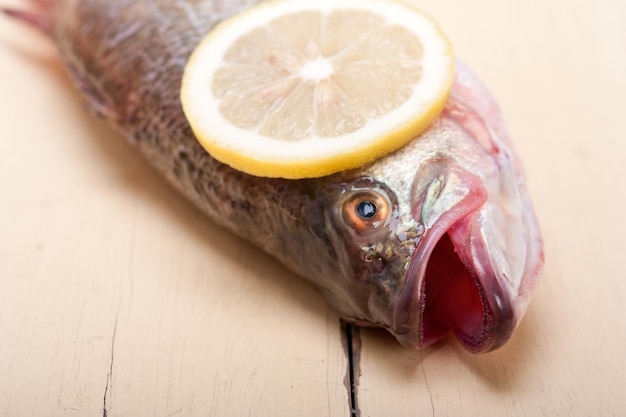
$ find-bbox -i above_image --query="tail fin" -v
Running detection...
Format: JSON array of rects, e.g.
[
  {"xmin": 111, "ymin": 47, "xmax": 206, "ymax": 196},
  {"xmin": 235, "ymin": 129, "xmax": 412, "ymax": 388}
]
[{"xmin": 2, "ymin": 0, "xmax": 53, "ymax": 34}]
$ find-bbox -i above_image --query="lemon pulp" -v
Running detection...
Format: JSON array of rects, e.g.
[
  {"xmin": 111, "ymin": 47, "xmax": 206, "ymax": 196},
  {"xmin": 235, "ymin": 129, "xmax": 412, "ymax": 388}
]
[{"xmin": 181, "ymin": 0, "xmax": 455, "ymax": 178}]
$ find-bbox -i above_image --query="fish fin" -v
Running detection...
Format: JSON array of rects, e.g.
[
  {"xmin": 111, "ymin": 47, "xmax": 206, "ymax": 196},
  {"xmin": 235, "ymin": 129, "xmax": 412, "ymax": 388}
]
[
  {"xmin": 3, "ymin": 1, "xmax": 119, "ymax": 122},
  {"xmin": 65, "ymin": 63, "xmax": 120, "ymax": 122},
  {"xmin": 80, "ymin": 90, "xmax": 120, "ymax": 122},
  {"xmin": 1, "ymin": 1, "xmax": 54, "ymax": 34}
]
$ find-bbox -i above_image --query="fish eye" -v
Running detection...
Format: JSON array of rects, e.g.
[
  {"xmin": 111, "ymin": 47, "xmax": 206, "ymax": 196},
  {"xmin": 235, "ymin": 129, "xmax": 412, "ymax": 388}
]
[
  {"xmin": 342, "ymin": 190, "xmax": 391, "ymax": 235},
  {"xmin": 356, "ymin": 200, "xmax": 377, "ymax": 219}
]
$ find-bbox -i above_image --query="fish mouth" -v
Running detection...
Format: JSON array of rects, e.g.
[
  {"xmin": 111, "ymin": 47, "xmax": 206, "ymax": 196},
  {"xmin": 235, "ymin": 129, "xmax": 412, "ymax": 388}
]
[{"xmin": 392, "ymin": 161, "xmax": 516, "ymax": 353}]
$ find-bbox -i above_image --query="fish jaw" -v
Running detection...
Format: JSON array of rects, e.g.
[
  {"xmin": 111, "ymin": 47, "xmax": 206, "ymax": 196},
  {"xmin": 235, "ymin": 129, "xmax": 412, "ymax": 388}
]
[
  {"xmin": 389, "ymin": 140, "xmax": 542, "ymax": 353},
  {"xmin": 378, "ymin": 63, "xmax": 544, "ymax": 353},
  {"xmin": 390, "ymin": 159, "xmax": 497, "ymax": 352}
]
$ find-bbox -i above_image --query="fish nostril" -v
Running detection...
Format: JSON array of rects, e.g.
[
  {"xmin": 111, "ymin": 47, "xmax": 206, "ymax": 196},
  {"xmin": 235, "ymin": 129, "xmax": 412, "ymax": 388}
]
[{"xmin": 410, "ymin": 158, "xmax": 487, "ymax": 231}]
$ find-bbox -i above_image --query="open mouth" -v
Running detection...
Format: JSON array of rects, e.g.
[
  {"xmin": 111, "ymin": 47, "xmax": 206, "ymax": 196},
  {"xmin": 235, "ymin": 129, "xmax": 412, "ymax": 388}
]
[
  {"xmin": 419, "ymin": 230, "xmax": 492, "ymax": 351},
  {"xmin": 393, "ymin": 211, "xmax": 518, "ymax": 353},
  {"xmin": 393, "ymin": 161, "xmax": 515, "ymax": 353},
  {"xmin": 393, "ymin": 217, "xmax": 495, "ymax": 352}
]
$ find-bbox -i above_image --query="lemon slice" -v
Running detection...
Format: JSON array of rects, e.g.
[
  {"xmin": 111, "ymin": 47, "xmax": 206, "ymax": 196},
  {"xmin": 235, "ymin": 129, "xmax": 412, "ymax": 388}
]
[{"xmin": 181, "ymin": 0, "xmax": 455, "ymax": 178}]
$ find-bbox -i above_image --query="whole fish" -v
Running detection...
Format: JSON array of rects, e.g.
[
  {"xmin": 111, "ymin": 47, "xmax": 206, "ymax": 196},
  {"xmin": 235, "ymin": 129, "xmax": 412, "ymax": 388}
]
[{"xmin": 4, "ymin": 0, "xmax": 543, "ymax": 353}]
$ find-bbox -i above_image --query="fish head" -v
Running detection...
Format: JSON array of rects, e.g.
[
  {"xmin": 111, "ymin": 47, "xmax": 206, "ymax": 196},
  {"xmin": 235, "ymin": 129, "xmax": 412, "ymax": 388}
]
[{"xmin": 314, "ymin": 64, "xmax": 543, "ymax": 353}]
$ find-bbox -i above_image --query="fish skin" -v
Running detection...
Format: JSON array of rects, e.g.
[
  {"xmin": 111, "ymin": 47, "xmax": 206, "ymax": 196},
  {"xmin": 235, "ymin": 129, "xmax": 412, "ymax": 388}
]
[{"xmin": 3, "ymin": 0, "xmax": 544, "ymax": 352}]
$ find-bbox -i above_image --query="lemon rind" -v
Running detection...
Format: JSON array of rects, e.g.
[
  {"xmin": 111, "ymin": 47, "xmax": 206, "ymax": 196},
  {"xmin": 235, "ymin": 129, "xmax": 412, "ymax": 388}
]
[{"xmin": 181, "ymin": 0, "xmax": 455, "ymax": 179}]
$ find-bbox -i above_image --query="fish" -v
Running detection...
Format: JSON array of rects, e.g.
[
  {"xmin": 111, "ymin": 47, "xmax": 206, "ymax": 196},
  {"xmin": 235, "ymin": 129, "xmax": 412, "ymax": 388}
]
[{"xmin": 3, "ymin": 0, "xmax": 544, "ymax": 353}]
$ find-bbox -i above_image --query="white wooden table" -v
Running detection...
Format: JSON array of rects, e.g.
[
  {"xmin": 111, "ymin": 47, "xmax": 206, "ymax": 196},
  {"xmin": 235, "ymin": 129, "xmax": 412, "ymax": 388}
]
[{"xmin": 1, "ymin": 0, "xmax": 625, "ymax": 415}]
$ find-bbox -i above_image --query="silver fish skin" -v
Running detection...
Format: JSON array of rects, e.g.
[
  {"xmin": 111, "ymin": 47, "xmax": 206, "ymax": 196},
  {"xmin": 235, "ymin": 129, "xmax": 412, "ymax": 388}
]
[{"xmin": 3, "ymin": 0, "xmax": 544, "ymax": 353}]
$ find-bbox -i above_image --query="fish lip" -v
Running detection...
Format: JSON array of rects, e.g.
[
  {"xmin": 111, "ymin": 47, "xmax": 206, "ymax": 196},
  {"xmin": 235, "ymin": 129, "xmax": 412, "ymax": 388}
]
[
  {"xmin": 391, "ymin": 165, "xmax": 517, "ymax": 353},
  {"xmin": 391, "ymin": 203, "xmax": 473, "ymax": 347}
]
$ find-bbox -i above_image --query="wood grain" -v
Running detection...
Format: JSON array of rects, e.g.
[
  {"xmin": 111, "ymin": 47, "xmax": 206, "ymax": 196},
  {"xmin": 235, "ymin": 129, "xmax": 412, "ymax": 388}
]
[{"xmin": 1, "ymin": 0, "xmax": 625, "ymax": 416}]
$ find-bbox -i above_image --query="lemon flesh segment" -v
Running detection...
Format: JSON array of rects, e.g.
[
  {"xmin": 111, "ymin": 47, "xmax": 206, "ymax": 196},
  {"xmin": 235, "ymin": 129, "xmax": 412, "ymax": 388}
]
[{"xmin": 181, "ymin": 0, "xmax": 455, "ymax": 179}]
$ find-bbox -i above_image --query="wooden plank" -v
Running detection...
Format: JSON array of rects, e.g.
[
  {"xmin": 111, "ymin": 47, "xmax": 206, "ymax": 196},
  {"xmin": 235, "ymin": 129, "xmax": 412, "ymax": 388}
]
[
  {"xmin": 3, "ymin": 0, "xmax": 626, "ymax": 416},
  {"xmin": 357, "ymin": 0, "xmax": 626, "ymax": 416},
  {"xmin": 0, "ymin": 4, "xmax": 349, "ymax": 416}
]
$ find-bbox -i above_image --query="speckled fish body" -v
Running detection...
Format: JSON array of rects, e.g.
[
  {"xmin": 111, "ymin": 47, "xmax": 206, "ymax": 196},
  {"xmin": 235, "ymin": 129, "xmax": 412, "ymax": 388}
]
[{"xmin": 4, "ymin": 0, "xmax": 543, "ymax": 352}]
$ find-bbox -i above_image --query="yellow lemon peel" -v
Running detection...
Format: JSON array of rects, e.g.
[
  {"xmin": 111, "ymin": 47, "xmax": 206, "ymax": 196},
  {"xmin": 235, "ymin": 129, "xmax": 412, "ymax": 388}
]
[{"xmin": 181, "ymin": 0, "xmax": 455, "ymax": 178}]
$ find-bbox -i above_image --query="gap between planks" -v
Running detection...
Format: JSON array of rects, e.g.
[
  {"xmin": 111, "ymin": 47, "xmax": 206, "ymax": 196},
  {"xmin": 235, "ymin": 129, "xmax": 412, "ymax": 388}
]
[{"xmin": 341, "ymin": 321, "xmax": 361, "ymax": 417}]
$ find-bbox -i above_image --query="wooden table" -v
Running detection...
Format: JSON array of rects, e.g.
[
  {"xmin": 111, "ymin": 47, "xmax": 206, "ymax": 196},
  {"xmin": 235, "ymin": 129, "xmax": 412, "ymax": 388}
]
[{"xmin": 1, "ymin": 0, "xmax": 625, "ymax": 415}]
